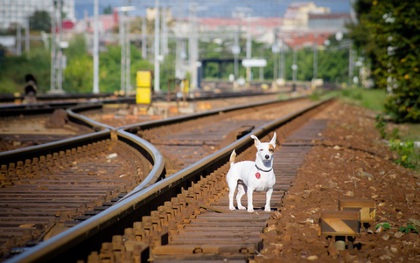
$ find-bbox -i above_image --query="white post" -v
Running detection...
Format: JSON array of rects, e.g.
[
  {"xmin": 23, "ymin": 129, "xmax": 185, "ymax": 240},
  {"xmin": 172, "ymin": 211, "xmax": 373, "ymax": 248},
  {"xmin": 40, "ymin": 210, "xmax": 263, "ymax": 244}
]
[
  {"xmin": 50, "ymin": 1, "xmax": 57, "ymax": 92},
  {"xmin": 126, "ymin": 12, "xmax": 131, "ymax": 94},
  {"xmin": 25, "ymin": 19, "xmax": 30, "ymax": 53},
  {"xmin": 348, "ymin": 43, "xmax": 353, "ymax": 85},
  {"xmin": 313, "ymin": 41, "xmax": 318, "ymax": 80},
  {"xmin": 93, "ymin": 0, "xmax": 99, "ymax": 94},
  {"xmin": 154, "ymin": 0, "xmax": 160, "ymax": 92},
  {"xmin": 16, "ymin": 24, "xmax": 21, "ymax": 56},
  {"xmin": 120, "ymin": 11, "xmax": 125, "ymax": 93},
  {"xmin": 292, "ymin": 49, "xmax": 297, "ymax": 82},
  {"xmin": 142, "ymin": 16, "xmax": 147, "ymax": 59},
  {"xmin": 189, "ymin": 4, "xmax": 198, "ymax": 89}
]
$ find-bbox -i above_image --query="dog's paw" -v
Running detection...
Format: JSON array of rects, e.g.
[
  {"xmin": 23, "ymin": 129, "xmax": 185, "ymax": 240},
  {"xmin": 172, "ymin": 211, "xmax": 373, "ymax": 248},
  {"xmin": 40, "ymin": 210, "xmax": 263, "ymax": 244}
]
[
  {"xmin": 247, "ymin": 208, "xmax": 254, "ymax": 213},
  {"xmin": 238, "ymin": 205, "xmax": 246, "ymax": 210},
  {"xmin": 229, "ymin": 206, "xmax": 236, "ymax": 211},
  {"xmin": 264, "ymin": 207, "xmax": 271, "ymax": 212}
]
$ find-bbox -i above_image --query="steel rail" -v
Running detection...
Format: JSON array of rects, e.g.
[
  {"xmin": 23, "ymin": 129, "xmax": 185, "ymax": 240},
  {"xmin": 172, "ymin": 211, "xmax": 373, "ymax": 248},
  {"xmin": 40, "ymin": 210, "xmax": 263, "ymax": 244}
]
[
  {"xmin": 6, "ymin": 98, "xmax": 331, "ymax": 263},
  {"xmin": 119, "ymin": 96, "xmax": 306, "ymax": 133},
  {"xmin": 66, "ymin": 103, "xmax": 115, "ymax": 131},
  {"xmin": 0, "ymin": 104, "xmax": 114, "ymax": 165}
]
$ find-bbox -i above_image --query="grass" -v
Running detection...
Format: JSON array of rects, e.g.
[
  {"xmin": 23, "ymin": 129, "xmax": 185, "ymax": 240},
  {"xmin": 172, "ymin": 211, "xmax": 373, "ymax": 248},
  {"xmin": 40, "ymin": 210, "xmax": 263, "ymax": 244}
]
[{"xmin": 329, "ymin": 87, "xmax": 387, "ymax": 112}]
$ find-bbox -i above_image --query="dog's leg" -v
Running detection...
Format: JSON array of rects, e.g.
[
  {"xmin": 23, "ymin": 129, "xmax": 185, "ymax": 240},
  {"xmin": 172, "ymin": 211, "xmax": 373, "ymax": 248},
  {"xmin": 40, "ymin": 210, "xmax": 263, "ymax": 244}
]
[
  {"xmin": 247, "ymin": 188, "xmax": 255, "ymax": 212},
  {"xmin": 236, "ymin": 183, "xmax": 246, "ymax": 210},
  {"xmin": 227, "ymin": 178, "xmax": 237, "ymax": 211},
  {"xmin": 228, "ymin": 186, "xmax": 236, "ymax": 210},
  {"xmin": 264, "ymin": 188, "xmax": 273, "ymax": 212}
]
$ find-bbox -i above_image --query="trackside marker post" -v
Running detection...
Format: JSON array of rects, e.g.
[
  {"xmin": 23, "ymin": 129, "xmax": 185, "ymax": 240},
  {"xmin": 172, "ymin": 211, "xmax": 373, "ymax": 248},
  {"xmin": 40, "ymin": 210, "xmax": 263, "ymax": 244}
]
[
  {"xmin": 338, "ymin": 199, "xmax": 376, "ymax": 223},
  {"xmin": 136, "ymin": 71, "xmax": 152, "ymax": 105}
]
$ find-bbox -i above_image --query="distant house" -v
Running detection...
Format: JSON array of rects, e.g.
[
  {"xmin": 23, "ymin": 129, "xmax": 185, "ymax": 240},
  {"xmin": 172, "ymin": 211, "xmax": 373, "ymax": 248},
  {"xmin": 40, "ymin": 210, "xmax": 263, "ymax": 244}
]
[
  {"xmin": 308, "ymin": 13, "xmax": 352, "ymax": 33},
  {"xmin": 74, "ymin": 14, "xmax": 118, "ymax": 35},
  {"xmin": 283, "ymin": 32, "xmax": 330, "ymax": 50},
  {"xmin": 197, "ymin": 17, "xmax": 282, "ymax": 44},
  {"xmin": 282, "ymin": 2, "xmax": 330, "ymax": 29},
  {"xmin": 72, "ymin": 11, "xmax": 120, "ymax": 47}
]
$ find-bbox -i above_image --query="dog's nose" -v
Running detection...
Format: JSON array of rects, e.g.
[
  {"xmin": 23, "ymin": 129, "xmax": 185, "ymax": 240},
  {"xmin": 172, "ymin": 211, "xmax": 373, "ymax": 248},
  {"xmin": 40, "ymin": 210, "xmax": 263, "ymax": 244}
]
[{"xmin": 265, "ymin": 155, "xmax": 270, "ymax": 159}]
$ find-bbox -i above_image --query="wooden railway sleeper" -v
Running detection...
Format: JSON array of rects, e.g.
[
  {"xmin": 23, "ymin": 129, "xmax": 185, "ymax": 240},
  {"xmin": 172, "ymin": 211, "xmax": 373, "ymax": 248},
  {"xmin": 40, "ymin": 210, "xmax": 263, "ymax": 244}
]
[
  {"xmin": 11, "ymin": 162, "xmax": 22, "ymax": 179},
  {"xmin": 16, "ymin": 161, "xmax": 24, "ymax": 176},
  {"xmin": 137, "ymin": 216, "xmax": 168, "ymax": 248},
  {"xmin": 23, "ymin": 159, "xmax": 33, "ymax": 176},
  {"xmin": 31, "ymin": 157, "xmax": 40, "ymax": 176}
]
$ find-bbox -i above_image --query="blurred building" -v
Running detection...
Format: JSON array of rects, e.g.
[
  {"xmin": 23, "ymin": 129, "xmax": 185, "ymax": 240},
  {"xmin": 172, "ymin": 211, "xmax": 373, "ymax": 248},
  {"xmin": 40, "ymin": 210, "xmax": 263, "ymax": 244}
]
[
  {"xmin": 175, "ymin": 1, "xmax": 351, "ymax": 48},
  {"xmin": 0, "ymin": 0, "xmax": 75, "ymax": 30}
]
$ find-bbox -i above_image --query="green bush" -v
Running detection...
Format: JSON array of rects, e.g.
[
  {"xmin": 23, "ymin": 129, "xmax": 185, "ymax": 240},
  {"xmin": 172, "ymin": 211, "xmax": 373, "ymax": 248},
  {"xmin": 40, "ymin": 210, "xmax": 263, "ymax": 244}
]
[
  {"xmin": 389, "ymin": 139, "xmax": 419, "ymax": 169},
  {"xmin": 348, "ymin": 1, "xmax": 420, "ymax": 123}
]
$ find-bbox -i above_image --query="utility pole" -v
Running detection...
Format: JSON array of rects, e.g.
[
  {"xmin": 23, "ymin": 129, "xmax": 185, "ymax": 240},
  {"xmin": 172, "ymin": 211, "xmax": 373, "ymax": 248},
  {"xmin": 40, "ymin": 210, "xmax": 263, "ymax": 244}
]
[
  {"xmin": 25, "ymin": 19, "xmax": 30, "ymax": 53},
  {"xmin": 141, "ymin": 16, "xmax": 147, "ymax": 59},
  {"xmin": 272, "ymin": 29, "xmax": 279, "ymax": 81},
  {"xmin": 126, "ymin": 9, "xmax": 131, "ymax": 95},
  {"xmin": 93, "ymin": 0, "xmax": 99, "ymax": 94},
  {"xmin": 16, "ymin": 23, "xmax": 21, "ymax": 56},
  {"xmin": 119, "ymin": 8, "xmax": 125, "ymax": 93},
  {"xmin": 154, "ymin": 0, "xmax": 160, "ymax": 92},
  {"xmin": 161, "ymin": 7, "xmax": 168, "ymax": 58},
  {"xmin": 117, "ymin": 5, "xmax": 135, "ymax": 95},
  {"xmin": 292, "ymin": 49, "xmax": 297, "ymax": 83},
  {"xmin": 280, "ymin": 40, "xmax": 285, "ymax": 80},
  {"xmin": 313, "ymin": 37, "xmax": 318, "ymax": 80},
  {"xmin": 348, "ymin": 43, "xmax": 354, "ymax": 85},
  {"xmin": 50, "ymin": 0, "xmax": 64, "ymax": 94},
  {"xmin": 232, "ymin": 26, "xmax": 240, "ymax": 79},
  {"xmin": 189, "ymin": 3, "xmax": 198, "ymax": 89}
]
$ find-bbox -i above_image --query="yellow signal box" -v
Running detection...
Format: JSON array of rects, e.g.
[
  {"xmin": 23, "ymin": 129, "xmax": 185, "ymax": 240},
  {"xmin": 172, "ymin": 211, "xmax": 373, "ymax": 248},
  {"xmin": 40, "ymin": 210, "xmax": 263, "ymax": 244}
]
[{"xmin": 136, "ymin": 71, "xmax": 152, "ymax": 104}]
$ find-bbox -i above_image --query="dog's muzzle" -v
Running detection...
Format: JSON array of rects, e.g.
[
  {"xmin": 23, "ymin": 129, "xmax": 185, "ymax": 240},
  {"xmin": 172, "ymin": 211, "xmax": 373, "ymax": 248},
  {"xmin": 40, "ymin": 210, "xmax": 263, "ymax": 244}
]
[{"xmin": 265, "ymin": 155, "xmax": 270, "ymax": 159}]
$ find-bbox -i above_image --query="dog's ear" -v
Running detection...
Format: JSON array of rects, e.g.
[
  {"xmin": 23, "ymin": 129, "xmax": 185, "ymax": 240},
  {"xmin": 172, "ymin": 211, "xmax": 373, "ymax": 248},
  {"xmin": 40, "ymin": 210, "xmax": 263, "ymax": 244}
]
[
  {"xmin": 270, "ymin": 132, "xmax": 277, "ymax": 148},
  {"xmin": 250, "ymin": 135, "xmax": 260, "ymax": 146}
]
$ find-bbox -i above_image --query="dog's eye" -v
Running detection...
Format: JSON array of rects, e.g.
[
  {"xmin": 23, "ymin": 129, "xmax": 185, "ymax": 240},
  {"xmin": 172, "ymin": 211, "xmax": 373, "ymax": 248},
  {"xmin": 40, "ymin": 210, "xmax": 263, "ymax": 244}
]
[
  {"xmin": 259, "ymin": 149, "xmax": 263, "ymax": 151},
  {"xmin": 269, "ymin": 148, "xmax": 274, "ymax": 152}
]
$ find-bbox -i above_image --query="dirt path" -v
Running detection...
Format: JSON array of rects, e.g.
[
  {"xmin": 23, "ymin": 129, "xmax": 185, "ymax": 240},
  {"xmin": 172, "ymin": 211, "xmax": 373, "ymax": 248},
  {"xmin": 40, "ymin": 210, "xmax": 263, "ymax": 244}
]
[{"xmin": 258, "ymin": 100, "xmax": 419, "ymax": 262}]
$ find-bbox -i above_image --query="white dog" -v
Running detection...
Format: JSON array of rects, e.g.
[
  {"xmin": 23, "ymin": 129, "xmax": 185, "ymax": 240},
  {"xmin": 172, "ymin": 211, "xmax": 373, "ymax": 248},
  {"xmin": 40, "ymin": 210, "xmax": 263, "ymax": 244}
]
[{"xmin": 226, "ymin": 132, "xmax": 277, "ymax": 212}]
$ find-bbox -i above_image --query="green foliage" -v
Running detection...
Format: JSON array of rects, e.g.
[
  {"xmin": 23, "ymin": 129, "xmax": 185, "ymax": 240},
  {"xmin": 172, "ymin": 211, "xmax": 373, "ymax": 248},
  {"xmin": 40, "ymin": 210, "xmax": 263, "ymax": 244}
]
[
  {"xmin": 29, "ymin": 10, "xmax": 51, "ymax": 32},
  {"xmin": 375, "ymin": 222, "xmax": 419, "ymax": 234},
  {"xmin": 348, "ymin": 1, "xmax": 420, "ymax": 123},
  {"xmin": 64, "ymin": 55, "xmax": 93, "ymax": 93},
  {"xmin": 389, "ymin": 139, "xmax": 419, "ymax": 169},
  {"xmin": 375, "ymin": 114, "xmax": 387, "ymax": 139},
  {"xmin": 398, "ymin": 224, "xmax": 418, "ymax": 234},
  {"xmin": 0, "ymin": 48, "xmax": 50, "ymax": 94},
  {"xmin": 375, "ymin": 222, "xmax": 391, "ymax": 230},
  {"xmin": 96, "ymin": 45, "xmax": 153, "ymax": 93},
  {"xmin": 337, "ymin": 87, "xmax": 387, "ymax": 112},
  {"xmin": 103, "ymin": 5, "xmax": 113, "ymax": 14}
]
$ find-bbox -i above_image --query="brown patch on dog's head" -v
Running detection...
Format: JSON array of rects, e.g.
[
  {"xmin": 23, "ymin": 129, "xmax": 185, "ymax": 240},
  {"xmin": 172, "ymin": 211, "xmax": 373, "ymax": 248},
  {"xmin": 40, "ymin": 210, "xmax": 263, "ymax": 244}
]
[{"xmin": 269, "ymin": 144, "xmax": 275, "ymax": 153}]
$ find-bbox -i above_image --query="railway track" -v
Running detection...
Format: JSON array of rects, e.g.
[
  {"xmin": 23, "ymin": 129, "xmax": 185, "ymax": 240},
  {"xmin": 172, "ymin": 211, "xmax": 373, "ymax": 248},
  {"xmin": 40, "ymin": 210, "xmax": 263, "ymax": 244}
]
[
  {"xmin": 0, "ymin": 104, "xmax": 164, "ymax": 262},
  {"xmin": 0, "ymin": 95, "xmax": 295, "ymax": 262},
  {"xmin": 2, "ymin": 96, "xmax": 333, "ymax": 262}
]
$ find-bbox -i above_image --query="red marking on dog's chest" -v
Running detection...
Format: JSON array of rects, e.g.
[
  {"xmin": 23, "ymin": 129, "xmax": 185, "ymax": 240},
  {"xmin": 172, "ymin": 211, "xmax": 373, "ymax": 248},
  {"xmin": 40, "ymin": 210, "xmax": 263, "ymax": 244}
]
[{"xmin": 255, "ymin": 172, "xmax": 261, "ymax": 179}]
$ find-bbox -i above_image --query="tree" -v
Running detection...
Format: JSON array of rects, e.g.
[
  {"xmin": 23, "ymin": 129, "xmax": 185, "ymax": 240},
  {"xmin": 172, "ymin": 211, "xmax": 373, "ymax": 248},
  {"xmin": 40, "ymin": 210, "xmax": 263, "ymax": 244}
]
[
  {"xmin": 29, "ymin": 10, "xmax": 51, "ymax": 32},
  {"xmin": 348, "ymin": 0, "xmax": 420, "ymax": 122},
  {"xmin": 103, "ymin": 5, "xmax": 113, "ymax": 15}
]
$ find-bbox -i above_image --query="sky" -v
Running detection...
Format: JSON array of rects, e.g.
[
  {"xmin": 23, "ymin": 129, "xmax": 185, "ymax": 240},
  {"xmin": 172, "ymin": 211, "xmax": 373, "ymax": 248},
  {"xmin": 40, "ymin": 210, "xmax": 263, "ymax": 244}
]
[{"xmin": 74, "ymin": 0, "xmax": 352, "ymax": 20}]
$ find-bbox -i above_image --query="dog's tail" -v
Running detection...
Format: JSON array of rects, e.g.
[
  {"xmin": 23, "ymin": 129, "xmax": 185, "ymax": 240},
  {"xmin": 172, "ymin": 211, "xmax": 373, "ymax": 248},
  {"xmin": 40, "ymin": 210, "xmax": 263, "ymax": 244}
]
[{"xmin": 229, "ymin": 150, "xmax": 236, "ymax": 166}]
